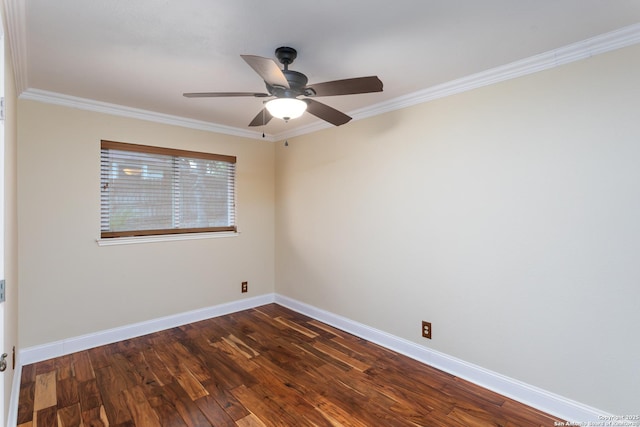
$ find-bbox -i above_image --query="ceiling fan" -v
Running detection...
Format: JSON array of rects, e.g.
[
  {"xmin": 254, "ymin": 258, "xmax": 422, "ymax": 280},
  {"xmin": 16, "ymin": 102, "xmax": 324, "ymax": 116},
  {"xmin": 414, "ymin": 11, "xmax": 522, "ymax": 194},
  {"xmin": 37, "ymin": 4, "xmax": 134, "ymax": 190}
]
[{"xmin": 183, "ymin": 46, "xmax": 383, "ymax": 127}]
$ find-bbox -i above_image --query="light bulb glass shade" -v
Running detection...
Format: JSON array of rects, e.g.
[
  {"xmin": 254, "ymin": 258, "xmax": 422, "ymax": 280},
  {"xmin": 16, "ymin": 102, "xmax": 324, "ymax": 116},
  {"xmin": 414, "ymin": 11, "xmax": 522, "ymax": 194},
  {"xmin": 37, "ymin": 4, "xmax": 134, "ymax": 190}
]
[{"xmin": 265, "ymin": 98, "xmax": 307, "ymax": 120}]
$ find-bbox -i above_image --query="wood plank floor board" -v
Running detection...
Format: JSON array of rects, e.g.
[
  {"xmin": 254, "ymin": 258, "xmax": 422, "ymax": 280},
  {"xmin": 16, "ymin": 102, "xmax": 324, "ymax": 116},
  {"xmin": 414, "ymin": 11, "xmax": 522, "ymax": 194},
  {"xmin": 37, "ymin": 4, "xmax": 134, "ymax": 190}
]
[
  {"xmin": 318, "ymin": 362, "xmax": 433, "ymax": 423},
  {"xmin": 94, "ymin": 365, "xmax": 133, "ymax": 425},
  {"xmin": 17, "ymin": 381, "xmax": 36, "ymax": 425},
  {"xmin": 149, "ymin": 403, "xmax": 187, "ymax": 427},
  {"xmin": 77, "ymin": 379, "xmax": 103, "ymax": 412},
  {"xmin": 56, "ymin": 403, "xmax": 82, "ymax": 427},
  {"xmin": 54, "ymin": 355, "xmax": 75, "ymax": 381},
  {"xmin": 210, "ymin": 340, "xmax": 261, "ymax": 374},
  {"xmin": 163, "ymin": 381, "xmax": 213, "ymax": 427},
  {"xmin": 80, "ymin": 405, "xmax": 109, "ymax": 427},
  {"xmin": 193, "ymin": 394, "xmax": 236, "ymax": 427},
  {"xmin": 19, "ymin": 304, "xmax": 564, "ymax": 426},
  {"xmin": 36, "ymin": 405, "xmax": 58, "ymax": 427},
  {"xmin": 290, "ymin": 340, "xmax": 353, "ymax": 373},
  {"xmin": 22, "ymin": 363, "xmax": 37, "ymax": 384},
  {"xmin": 235, "ymin": 412, "xmax": 268, "ymax": 427},
  {"xmin": 500, "ymin": 399, "xmax": 560, "ymax": 427},
  {"xmin": 170, "ymin": 341, "xmax": 214, "ymax": 382},
  {"xmin": 34, "ymin": 371, "xmax": 57, "ymax": 411},
  {"xmin": 72, "ymin": 351, "xmax": 96, "ymax": 383},
  {"xmin": 188, "ymin": 335, "xmax": 258, "ymax": 391},
  {"xmin": 56, "ymin": 377, "xmax": 79, "ymax": 409},
  {"xmin": 122, "ymin": 386, "xmax": 162, "ymax": 427},
  {"xmin": 111, "ymin": 353, "xmax": 145, "ymax": 390},
  {"xmin": 229, "ymin": 384, "xmax": 304, "ymax": 427},
  {"xmin": 34, "ymin": 359, "xmax": 56, "ymax": 376},
  {"xmin": 364, "ymin": 365, "xmax": 457, "ymax": 413},
  {"xmin": 86, "ymin": 346, "xmax": 111, "ymax": 371},
  {"xmin": 254, "ymin": 347, "xmax": 416, "ymax": 427},
  {"xmin": 244, "ymin": 366, "xmax": 334, "ymax": 427},
  {"xmin": 201, "ymin": 379, "xmax": 251, "ymax": 422},
  {"xmin": 141, "ymin": 348, "xmax": 175, "ymax": 387},
  {"xmin": 318, "ymin": 367, "xmax": 422, "ymax": 426}
]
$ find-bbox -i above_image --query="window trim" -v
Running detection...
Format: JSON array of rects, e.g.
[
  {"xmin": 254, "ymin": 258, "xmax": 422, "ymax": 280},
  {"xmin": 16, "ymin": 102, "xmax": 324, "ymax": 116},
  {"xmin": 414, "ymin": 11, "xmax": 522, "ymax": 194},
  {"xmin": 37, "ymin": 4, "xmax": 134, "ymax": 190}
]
[
  {"xmin": 101, "ymin": 140, "xmax": 236, "ymax": 164},
  {"xmin": 96, "ymin": 230, "xmax": 240, "ymax": 246},
  {"xmin": 100, "ymin": 140, "xmax": 237, "ymax": 239}
]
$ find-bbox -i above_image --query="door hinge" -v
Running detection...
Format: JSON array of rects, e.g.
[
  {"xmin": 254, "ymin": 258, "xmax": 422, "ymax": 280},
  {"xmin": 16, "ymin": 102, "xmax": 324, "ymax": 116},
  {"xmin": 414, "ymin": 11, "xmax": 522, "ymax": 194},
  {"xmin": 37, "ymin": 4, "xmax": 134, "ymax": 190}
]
[{"xmin": 0, "ymin": 97, "xmax": 5, "ymax": 121}]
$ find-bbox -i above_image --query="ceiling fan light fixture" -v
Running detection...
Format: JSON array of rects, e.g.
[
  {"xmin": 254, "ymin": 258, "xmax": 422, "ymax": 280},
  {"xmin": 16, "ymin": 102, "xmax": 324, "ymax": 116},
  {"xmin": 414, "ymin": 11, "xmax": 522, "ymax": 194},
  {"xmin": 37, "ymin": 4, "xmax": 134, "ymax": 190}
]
[{"xmin": 265, "ymin": 98, "xmax": 307, "ymax": 121}]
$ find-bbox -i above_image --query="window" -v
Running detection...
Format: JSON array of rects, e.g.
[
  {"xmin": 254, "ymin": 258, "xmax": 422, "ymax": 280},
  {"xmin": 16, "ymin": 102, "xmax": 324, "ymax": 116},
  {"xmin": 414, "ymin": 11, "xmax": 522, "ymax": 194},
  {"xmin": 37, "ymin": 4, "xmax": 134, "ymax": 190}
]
[{"xmin": 100, "ymin": 140, "xmax": 236, "ymax": 238}]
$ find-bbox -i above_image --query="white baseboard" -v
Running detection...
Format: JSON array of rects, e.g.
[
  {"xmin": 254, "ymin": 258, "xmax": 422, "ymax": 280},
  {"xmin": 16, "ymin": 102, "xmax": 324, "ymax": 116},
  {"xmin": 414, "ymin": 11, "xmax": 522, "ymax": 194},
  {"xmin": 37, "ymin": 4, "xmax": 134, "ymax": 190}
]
[
  {"xmin": 12, "ymin": 292, "xmax": 610, "ymax": 426},
  {"xmin": 19, "ymin": 293, "xmax": 275, "ymax": 365},
  {"xmin": 7, "ymin": 363, "xmax": 22, "ymax": 427},
  {"xmin": 274, "ymin": 294, "xmax": 611, "ymax": 423}
]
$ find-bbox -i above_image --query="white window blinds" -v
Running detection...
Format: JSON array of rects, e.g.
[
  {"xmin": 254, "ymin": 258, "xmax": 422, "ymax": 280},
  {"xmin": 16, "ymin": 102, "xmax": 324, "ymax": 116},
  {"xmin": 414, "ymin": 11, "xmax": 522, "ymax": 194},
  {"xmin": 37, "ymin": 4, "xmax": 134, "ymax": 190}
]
[{"xmin": 100, "ymin": 140, "xmax": 236, "ymax": 238}]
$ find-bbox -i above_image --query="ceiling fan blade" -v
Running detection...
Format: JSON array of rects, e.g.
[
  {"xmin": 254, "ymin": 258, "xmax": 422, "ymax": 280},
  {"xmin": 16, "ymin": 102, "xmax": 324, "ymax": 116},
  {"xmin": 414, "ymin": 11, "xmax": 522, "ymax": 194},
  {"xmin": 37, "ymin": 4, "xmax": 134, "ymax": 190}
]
[
  {"xmin": 306, "ymin": 76, "xmax": 383, "ymax": 97},
  {"xmin": 305, "ymin": 99, "xmax": 352, "ymax": 126},
  {"xmin": 183, "ymin": 92, "xmax": 269, "ymax": 98},
  {"xmin": 248, "ymin": 108, "xmax": 273, "ymax": 127},
  {"xmin": 241, "ymin": 55, "xmax": 290, "ymax": 88}
]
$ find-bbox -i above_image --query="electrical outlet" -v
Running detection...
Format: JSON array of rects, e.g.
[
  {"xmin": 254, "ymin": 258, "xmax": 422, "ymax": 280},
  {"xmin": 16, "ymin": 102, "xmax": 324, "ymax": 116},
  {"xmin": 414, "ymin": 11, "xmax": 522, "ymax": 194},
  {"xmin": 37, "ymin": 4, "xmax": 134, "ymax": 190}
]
[
  {"xmin": 241, "ymin": 281, "xmax": 248, "ymax": 293},
  {"xmin": 422, "ymin": 321, "xmax": 432, "ymax": 339}
]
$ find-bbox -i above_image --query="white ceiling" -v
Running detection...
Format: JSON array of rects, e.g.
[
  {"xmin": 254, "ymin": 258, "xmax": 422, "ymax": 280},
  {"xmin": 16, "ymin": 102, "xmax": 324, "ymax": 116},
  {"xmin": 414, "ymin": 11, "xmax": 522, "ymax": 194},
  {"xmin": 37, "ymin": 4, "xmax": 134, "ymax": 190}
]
[{"xmin": 7, "ymin": 1, "xmax": 640, "ymax": 138}]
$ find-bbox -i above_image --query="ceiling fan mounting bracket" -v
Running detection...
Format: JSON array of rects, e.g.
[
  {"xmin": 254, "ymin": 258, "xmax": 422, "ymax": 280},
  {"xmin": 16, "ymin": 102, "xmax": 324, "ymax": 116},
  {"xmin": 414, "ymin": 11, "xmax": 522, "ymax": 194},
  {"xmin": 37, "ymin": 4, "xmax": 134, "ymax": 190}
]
[{"xmin": 275, "ymin": 46, "xmax": 298, "ymax": 66}]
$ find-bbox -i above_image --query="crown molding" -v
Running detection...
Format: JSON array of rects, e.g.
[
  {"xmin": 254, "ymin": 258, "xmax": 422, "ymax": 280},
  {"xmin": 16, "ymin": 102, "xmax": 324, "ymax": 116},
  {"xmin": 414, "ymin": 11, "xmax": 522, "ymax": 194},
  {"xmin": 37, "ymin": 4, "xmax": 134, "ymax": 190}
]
[
  {"xmin": 363, "ymin": 23, "xmax": 640, "ymax": 116},
  {"xmin": 3, "ymin": 0, "xmax": 28, "ymax": 93},
  {"xmin": 273, "ymin": 23, "xmax": 640, "ymax": 141},
  {"xmin": 20, "ymin": 88, "xmax": 274, "ymax": 141},
  {"xmin": 13, "ymin": 22, "xmax": 640, "ymax": 142}
]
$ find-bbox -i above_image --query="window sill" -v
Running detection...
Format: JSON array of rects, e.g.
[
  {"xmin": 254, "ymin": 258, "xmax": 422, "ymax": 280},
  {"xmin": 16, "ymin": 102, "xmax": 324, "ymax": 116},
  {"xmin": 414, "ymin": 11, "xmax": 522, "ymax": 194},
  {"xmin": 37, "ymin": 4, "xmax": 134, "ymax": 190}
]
[{"xmin": 96, "ymin": 231, "xmax": 240, "ymax": 246}]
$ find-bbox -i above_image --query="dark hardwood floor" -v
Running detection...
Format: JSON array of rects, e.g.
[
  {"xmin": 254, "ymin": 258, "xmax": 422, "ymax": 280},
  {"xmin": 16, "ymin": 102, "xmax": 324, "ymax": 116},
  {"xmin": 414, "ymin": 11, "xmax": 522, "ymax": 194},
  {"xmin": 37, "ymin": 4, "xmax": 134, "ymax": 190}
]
[{"xmin": 17, "ymin": 304, "xmax": 562, "ymax": 426}]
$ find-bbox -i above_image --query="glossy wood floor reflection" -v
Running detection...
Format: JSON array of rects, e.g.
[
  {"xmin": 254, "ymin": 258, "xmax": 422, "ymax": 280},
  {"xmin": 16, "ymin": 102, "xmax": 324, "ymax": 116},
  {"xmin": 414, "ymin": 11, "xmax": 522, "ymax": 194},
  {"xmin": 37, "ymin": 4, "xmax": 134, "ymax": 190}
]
[{"xmin": 18, "ymin": 304, "xmax": 562, "ymax": 426}]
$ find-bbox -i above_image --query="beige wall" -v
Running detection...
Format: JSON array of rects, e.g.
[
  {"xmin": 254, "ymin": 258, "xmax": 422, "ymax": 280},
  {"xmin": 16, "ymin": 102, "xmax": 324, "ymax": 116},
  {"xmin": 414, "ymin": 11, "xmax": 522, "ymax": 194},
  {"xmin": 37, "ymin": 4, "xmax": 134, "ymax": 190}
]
[
  {"xmin": 3, "ymin": 7, "xmax": 18, "ymax": 422},
  {"xmin": 17, "ymin": 101, "xmax": 275, "ymax": 348},
  {"xmin": 275, "ymin": 44, "xmax": 640, "ymax": 413}
]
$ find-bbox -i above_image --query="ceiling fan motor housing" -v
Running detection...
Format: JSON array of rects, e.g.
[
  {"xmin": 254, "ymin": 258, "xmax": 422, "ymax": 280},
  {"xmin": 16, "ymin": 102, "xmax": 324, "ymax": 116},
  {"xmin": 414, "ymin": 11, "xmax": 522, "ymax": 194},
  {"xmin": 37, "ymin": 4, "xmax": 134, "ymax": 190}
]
[{"xmin": 267, "ymin": 69, "xmax": 309, "ymax": 98}]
